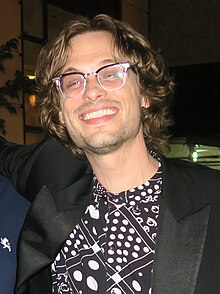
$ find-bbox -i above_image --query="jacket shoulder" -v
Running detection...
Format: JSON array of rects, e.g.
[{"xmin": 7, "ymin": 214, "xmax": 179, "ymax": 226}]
[{"xmin": 164, "ymin": 157, "xmax": 220, "ymax": 198}]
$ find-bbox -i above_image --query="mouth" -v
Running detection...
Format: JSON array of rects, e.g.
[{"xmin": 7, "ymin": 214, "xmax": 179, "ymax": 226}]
[{"xmin": 80, "ymin": 108, "xmax": 118, "ymax": 121}]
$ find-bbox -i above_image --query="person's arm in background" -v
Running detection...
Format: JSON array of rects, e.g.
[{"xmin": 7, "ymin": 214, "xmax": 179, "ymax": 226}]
[
  {"xmin": 0, "ymin": 136, "xmax": 89, "ymax": 201},
  {"xmin": 0, "ymin": 175, "xmax": 30, "ymax": 293}
]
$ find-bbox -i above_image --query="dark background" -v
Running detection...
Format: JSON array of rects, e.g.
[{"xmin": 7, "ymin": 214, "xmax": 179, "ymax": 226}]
[{"xmin": 170, "ymin": 63, "xmax": 220, "ymax": 137}]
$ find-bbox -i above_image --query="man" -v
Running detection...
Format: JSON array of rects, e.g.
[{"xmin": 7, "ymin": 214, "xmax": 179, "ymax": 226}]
[
  {"xmin": 0, "ymin": 175, "xmax": 29, "ymax": 293},
  {"xmin": 0, "ymin": 14, "xmax": 220, "ymax": 294}
]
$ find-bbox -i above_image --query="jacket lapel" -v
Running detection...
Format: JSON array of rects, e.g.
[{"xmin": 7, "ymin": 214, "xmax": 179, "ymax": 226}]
[
  {"xmin": 16, "ymin": 171, "xmax": 93, "ymax": 293},
  {"xmin": 152, "ymin": 157, "xmax": 210, "ymax": 294},
  {"xmin": 152, "ymin": 199, "xmax": 210, "ymax": 294}
]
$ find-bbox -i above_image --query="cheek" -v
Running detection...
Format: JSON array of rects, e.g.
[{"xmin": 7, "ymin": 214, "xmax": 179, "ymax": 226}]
[{"xmin": 60, "ymin": 100, "xmax": 79, "ymax": 129}]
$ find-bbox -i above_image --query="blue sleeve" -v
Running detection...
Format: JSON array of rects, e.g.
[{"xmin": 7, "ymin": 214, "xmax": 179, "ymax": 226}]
[{"xmin": 0, "ymin": 176, "xmax": 29, "ymax": 294}]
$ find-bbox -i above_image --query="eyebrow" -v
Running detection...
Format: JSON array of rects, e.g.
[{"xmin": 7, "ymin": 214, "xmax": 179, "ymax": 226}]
[{"xmin": 64, "ymin": 58, "xmax": 116, "ymax": 73}]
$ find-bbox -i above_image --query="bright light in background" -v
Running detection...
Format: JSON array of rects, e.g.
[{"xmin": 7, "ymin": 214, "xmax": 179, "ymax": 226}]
[
  {"xmin": 27, "ymin": 75, "xmax": 35, "ymax": 80},
  {"xmin": 192, "ymin": 151, "xmax": 198, "ymax": 162},
  {"xmin": 29, "ymin": 95, "xmax": 36, "ymax": 107}
]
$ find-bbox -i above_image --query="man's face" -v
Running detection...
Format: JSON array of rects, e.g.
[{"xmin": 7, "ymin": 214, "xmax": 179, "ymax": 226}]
[{"xmin": 59, "ymin": 31, "xmax": 148, "ymax": 155}]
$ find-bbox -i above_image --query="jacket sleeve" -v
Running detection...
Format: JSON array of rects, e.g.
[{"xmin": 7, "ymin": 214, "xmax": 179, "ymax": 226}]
[
  {"xmin": 0, "ymin": 137, "xmax": 89, "ymax": 201},
  {"xmin": 0, "ymin": 136, "xmax": 44, "ymax": 196}
]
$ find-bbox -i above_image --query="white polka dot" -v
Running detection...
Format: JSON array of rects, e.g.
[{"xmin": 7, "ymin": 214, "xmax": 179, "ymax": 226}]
[
  {"xmin": 87, "ymin": 276, "xmax": 98, "ymax": 291},
  {"xmin": 134, "ymin": 245, "xmax": 140, "ymax": 251},
  {"xmin": 132, "ymin": 280, "xmax": 142, "ymax": 291},
  {"xmin": 138, "ymin": 272, "xmax": 143, "ymax": 276},
  {"xmin": 83, "ymin": 244, "xmax": 89, "ymax": 249},
  {"xmin": 108, "ymin": 258, "xmax": 114, "ymax": 263},
  {"xmin": 116, "ymin": 265, "xmax": 121, "ymax": 271},
  {"xmin": 118, "ymin": 234, "xmax": 124, "ymax": 240},
  {"xmin": 130, "ymin": 201, "xmax": 135, "ymax": 206},
  {"xmin": 79, "ymin": 234, "xmax": 84, "ymax": 240},
  {"xmin": 114, "ymin": 211, "xmax": 120, "ymax": 217},
  {"xmin": 64, "ymin": 247, "xmax": 68, "ymax": 253},
  {"xmin": 70, "ymin": 233, "xmax": 75, "ymax": 238},
  {"xmin": 135, "ymin": 196, "xmax": 141, "ymax": 201},
  {"xmin": 116, "ymin": 257, "xmax": 122, "ymax": 263},
  {"xmin": 123, "ymin": 257, "xmax": 127, "ymax": 262},
  {"xmin": 147, "ymin": 188, "xmax": 153, "ymax": 194},
  {"xmin": 141, "ymin": 191, "xmax": 147, "ymax": 196},
  {"xmin": 143, "ymin": 246, "xmax": 149, "ymax": 253},
  {"xmin": 136, "ymin": 237, "xmax": 142, "ymax": 243},
  {"xmin": 122, "ymin": 219, "xmax": 129, "ymax": 225},
  {"xmin": 138, "ymin": 185, "xmax": 144, "ymax": 190},
  {"xmin": 71, "ymin": 250, "xmax": 76, "ymax": 256},
  {"xmin": 117, "ymin": 241, "xmax": 122, "ymax": 247},
  {"xmin": 129, "ymin": 188, "xmax": 135, "ymax": 192},
  {"xmin": 117, "ymin": 249, "xmax": 122, "ymax": 255},
  {"xmin": 88, "ymin": 260, "xmax": 99, "ymax": 270},
  {"xmin": 73, "ymin": 270, "xmax": 82, "ymax": 281},
  {"xmin": 55, "ymin": 253, "xmax": 60, "ymax": 261},
  {"xmin": 128, "ymin": 235, "xmax": 133, "ymax": 241},
  {"xmin": 113, "ymin": 219, "xmax": 119, "ymax": 224},
  {"xmin": 123, "ymin": 250, "xmax": 129, "ymax": 256},
  {"xmin": 125, "ymin": 242, "xmax": 131, "ymax": 248},
  {"xmin": 108, "ymin": 249, "xmax": 114, "ymax": 255},
  {"xmin": 111, "ymin": 226, "xmax": 117, "ymax": 232},
  {"xmin": 110, "ymin": 234, "xmax": 116, "ymax": 240},
  {"xmin": 120, "ymin": 226, "xmax": 126, "ymax": 232},
  {"xmin": 132, "ymin": 252, "xmax": 138, "ymax": 258},
  {"xmin": 76, "ymin": 239, "xmax": 81, "ymax": 245},
  {"xmin": 66, "ymin": 240, "xmax": 72, "ymax": 246},
  {"xmin": 129, "ymin": 228, "xmax": 135, "ymax": 234}
]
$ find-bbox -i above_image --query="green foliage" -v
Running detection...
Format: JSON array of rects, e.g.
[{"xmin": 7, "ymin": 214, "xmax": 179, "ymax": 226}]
[{"xmin": 0, "ymin": 38, "xmax": 36, "ymax": 135}]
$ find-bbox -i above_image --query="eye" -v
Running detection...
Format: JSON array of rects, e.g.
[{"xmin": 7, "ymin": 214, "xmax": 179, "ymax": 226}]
[
  {"xmin": 62, "ymin": 74, "xmax": 84, "ymax": 90},
  {"xmin": 101, "ymin": 67, "xmax": 122, "ymax": 81}
]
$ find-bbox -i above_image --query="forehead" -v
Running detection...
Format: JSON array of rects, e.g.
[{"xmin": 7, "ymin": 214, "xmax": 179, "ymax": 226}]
[{"xmin": 68, "ymin": 31, "xmax": 116, "ymax": 69}]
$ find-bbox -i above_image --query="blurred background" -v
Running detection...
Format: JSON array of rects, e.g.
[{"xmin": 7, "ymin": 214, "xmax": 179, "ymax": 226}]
[{"xmin": 0, "ymin": 0, "xmax": 219, "ymax": 168}]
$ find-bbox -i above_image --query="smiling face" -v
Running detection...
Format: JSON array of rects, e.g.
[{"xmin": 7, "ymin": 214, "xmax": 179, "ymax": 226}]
[{"xmin": 59, "ymin": 31, "xmax": 148, "ymax": 156}]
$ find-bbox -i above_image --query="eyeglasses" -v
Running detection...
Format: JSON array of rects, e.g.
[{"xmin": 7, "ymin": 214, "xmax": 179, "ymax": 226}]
[{"xmin": 52, "ymin": 62, "xmax": 130, "ymax": 99}]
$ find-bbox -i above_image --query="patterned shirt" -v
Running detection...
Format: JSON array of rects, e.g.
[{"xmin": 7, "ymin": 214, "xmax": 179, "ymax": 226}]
[{"xmin": 52, "ymin": 159, "xmax": 162, "ymax": 294}]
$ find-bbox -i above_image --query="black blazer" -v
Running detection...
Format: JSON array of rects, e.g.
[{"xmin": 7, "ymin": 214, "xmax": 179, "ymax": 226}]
[{"xmin": 0, "ymin": 138, "xmax": 220, "ymax": 294}]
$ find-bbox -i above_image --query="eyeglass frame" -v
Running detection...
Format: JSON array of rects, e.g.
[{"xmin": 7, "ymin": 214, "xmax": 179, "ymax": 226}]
[{"xmin": 52, "ymin": 62, "xmax": 131, "ymax": 99}]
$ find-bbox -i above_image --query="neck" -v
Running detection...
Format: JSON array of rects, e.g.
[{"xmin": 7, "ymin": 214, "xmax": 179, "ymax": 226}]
[{"xmin": 85, "ymin": 137, "xmax": 159, "ymax": 194}]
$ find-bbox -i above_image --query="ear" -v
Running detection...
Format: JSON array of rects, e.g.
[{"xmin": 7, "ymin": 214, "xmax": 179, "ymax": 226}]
[
  {"xmin": 59, "ymin": 111, "xmax": 65, "ymax": 124},
  {"xmin": 141, "ymin": 96, "xmax": 150, "ymax": 109}
]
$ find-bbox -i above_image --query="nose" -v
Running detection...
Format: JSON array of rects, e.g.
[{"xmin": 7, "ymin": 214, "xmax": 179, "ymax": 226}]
[{"xmin": 83, "ymin": 75, "xmax": 107, "ymax": 103}]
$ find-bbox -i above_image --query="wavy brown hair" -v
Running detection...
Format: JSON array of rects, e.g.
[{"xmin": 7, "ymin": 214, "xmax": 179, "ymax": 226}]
[{"xmin": 36, "ymin": 14, "xmax": 174, "ymax": 155}]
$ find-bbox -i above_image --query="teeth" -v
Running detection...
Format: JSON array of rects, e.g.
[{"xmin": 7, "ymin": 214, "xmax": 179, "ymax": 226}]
[{"xmin": 83, "ymin": 109, "xmax": 116, "ymax": 120}]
